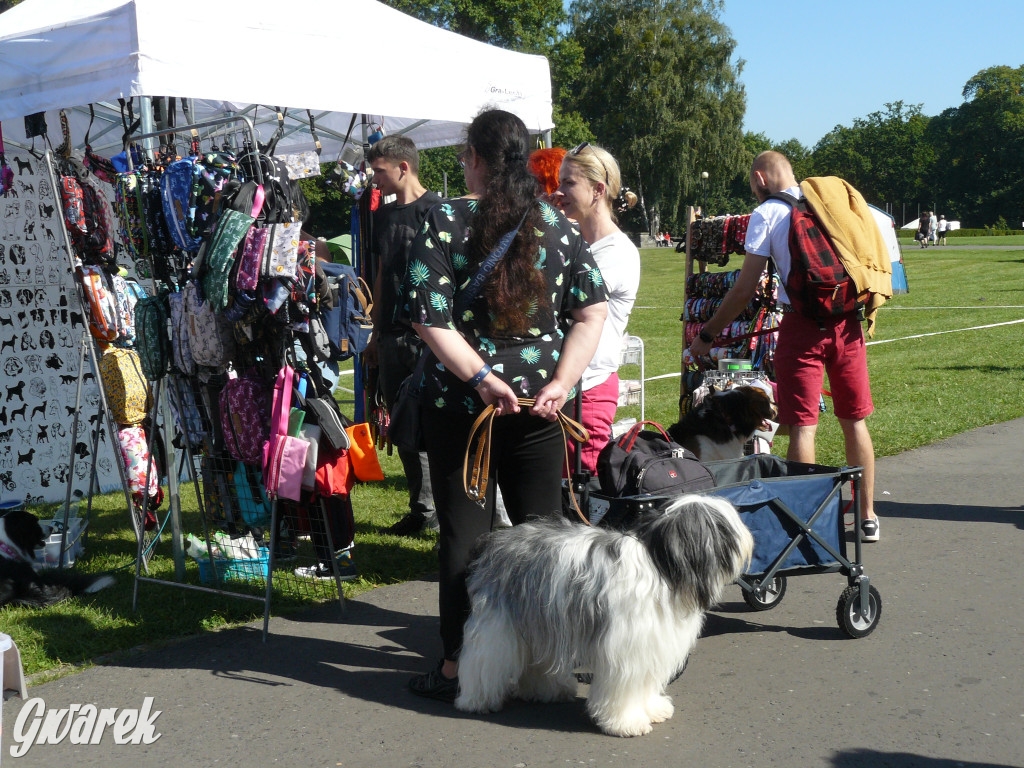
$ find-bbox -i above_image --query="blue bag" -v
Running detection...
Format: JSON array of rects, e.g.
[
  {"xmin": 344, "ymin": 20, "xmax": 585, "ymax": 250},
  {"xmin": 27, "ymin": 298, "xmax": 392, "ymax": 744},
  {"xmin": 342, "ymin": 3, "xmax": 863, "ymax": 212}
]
[
  {"xmin": 233, "ymin": 462, "xmax": 272, "ymax": 528},
  {"xmin": 161, "ymin": 157, "xmax": 202, "ymax": 251},
  {"xmin": 320, "ymin": 262, "xmax": 373, "ymax": 361}
]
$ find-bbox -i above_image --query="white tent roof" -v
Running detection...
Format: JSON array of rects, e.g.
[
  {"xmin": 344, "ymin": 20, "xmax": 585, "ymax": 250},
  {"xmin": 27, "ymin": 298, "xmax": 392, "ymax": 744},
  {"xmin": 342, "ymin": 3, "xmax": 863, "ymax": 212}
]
[{"xmin": 0, "ymin": 0, "xmax": 553, "ymax": 154}]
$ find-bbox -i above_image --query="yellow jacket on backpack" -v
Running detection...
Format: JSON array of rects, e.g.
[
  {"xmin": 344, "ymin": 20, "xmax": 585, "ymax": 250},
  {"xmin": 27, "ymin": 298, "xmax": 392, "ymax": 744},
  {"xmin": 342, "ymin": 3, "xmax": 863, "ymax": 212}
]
[{"xmin": 800, "ymin": 176, "xmax": 892, "ymax": 337}]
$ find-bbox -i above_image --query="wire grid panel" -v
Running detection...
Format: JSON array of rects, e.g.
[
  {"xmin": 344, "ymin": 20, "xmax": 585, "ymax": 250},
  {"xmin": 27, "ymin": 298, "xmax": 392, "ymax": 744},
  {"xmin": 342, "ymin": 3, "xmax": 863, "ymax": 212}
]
[{"xmin": 166, "ymin": 375, "xmax": 349, "ymax": 601}]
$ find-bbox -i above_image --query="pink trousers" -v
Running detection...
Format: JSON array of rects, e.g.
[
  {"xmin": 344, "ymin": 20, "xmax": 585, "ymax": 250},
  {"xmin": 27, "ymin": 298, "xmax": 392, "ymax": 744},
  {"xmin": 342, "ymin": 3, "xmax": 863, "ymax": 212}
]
[{"xmin": 566, "ymin": 373, "xmax": 620, "ymax": 477}]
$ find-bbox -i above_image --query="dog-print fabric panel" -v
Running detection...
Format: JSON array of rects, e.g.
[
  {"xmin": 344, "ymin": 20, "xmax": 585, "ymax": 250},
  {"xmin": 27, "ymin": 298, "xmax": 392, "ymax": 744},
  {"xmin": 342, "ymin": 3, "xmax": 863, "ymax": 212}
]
[{"xmin": 0, "ymin": 150, "xmax": 122, "ymax": 504}]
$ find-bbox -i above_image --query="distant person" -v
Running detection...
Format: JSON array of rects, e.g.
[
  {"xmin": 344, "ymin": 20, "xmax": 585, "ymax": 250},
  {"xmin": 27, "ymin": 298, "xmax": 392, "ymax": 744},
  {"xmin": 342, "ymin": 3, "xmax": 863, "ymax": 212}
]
[
  {"xmin": 928, "ymin": 210, "xmax": 938, "ymax": 245},
  {"xmin": 936, "ymin": 214, "xmax": 947, "ymax": 245},
  {"xmin": 917, "ymin": 212, "xmax": 930, "ymax": 248},
  {"xmin": 554, "ymin": 142, "xmax": 640, "ymax": 474},
  {"xmin": 688, "ymin": 151, "xmax": 883, "ymax": 543},
  {"xmin": 364, "ymin": 135, "xmax": 441, "ymax": 536}
]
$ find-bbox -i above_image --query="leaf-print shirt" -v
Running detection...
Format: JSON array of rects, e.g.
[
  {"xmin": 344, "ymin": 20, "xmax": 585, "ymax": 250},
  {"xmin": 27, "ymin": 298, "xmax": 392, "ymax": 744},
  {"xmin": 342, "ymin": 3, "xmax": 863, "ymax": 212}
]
[{"xmin": 406, "ymin": 197, "xmax": 608, "ymax": 414}]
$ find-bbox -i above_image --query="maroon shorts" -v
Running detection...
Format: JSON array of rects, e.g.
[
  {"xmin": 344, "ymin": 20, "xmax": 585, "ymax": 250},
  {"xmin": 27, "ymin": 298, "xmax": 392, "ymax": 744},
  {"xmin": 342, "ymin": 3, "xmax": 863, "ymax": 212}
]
[{"xmin": 774, "ymin": 312, "xmax": 873, "ymax": 425}]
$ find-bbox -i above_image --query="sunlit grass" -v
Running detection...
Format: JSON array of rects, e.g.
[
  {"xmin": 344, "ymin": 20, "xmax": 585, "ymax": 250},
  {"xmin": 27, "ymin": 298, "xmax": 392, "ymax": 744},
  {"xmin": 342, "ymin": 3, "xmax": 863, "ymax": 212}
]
[{"xmin": 5, "ymin": 242, "xmax": 1023, "ymax": 677}]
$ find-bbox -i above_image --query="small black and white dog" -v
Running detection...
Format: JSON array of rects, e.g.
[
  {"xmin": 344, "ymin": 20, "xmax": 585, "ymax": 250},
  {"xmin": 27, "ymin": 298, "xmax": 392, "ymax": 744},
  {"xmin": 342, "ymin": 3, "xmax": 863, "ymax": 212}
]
[
  {"xmin": 0, "ymin": 508, "xmax": 115, "ymax": 608},
  {"xmin": 668, "ymin": 384, "xmax": 777, "ymax": 462},
  {"xmin": 455, "ymin": 495, "xmax": 754, "ymax": 737}
]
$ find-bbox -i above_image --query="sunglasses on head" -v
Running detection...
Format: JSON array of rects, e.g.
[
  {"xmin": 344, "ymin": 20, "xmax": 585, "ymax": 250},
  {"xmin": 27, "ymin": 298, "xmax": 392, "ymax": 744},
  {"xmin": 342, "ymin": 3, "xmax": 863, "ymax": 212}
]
[{"xmin": 570, "ymin": 142, "xmax": 609, "ymax": 186}]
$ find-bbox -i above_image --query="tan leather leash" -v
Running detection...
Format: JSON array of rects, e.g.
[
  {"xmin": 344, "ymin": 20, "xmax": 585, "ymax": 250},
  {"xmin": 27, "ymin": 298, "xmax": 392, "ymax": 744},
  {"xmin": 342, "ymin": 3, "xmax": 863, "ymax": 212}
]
[{"xmin": 463, "ymin": 397, "xmax": 592, "ymax": 525}]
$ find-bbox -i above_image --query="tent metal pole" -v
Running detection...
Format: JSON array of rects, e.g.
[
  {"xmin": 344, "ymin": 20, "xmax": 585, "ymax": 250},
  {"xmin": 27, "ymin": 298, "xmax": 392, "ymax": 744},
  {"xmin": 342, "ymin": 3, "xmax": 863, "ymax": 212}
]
[{"xmin": 138, "ymin": 96, "xmax": 156, "ymax": 162}]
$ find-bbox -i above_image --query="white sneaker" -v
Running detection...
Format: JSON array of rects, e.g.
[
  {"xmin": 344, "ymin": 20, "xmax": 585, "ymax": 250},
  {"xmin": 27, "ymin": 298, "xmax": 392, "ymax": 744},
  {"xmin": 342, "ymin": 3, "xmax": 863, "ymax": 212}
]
[
  {"xmin": 293, "ymin": 562, "xmax": 334, "ymax": 580},
  {"xmin": 860, "ymin": 518, "xmax": 880, "ymax": 543},
  {"xmin": 293, "ymin": 561, "xmax": 358, "ymax": 581}
]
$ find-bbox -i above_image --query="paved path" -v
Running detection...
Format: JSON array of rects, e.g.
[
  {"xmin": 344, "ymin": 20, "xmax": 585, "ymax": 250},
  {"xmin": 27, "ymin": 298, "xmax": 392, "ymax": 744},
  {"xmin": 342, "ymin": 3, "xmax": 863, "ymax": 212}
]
[{"xmin": 4, "ymin": 420, "xmax": 1023, "ymax": 768}]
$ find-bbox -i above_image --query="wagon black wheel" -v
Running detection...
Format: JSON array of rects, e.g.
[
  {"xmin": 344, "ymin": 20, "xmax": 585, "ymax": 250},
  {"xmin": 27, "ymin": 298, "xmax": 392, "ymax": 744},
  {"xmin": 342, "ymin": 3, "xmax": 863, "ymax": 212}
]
[
  {"xmin": 743, "ymin": 575, "xmax": 787, "ymax": 611},
  {"xmin": 836, "ymin": 583, "xmax": 882, "ymax": 638}
]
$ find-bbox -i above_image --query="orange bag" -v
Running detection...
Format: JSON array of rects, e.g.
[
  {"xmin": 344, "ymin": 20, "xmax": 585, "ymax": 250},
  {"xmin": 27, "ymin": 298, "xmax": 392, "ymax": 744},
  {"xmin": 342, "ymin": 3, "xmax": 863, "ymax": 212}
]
[{"xmin": 345, "ymin": 423, "xmax": 384, "ymax": 482}]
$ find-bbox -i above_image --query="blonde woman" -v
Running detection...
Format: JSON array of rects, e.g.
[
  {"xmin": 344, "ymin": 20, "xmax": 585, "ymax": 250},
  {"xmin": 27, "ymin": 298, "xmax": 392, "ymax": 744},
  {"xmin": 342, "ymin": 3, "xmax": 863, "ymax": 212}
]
[{"xmin": 554, "ymin": 142, "xmax": 640, "ymax": 473}]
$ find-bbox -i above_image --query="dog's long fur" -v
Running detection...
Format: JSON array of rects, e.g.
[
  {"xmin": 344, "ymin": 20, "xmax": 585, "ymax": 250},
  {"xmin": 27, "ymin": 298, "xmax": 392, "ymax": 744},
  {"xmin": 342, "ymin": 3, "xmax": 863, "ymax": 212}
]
[
  {"xmin": 0, "ymin": 509, "xmax": 115, "ymax": 608},
  {"xmin": 455, "ymin": 495, "xmax": 754, "ymax": 737},
  {"xmin": 668, "ymin": 385, "xmax": 777, "ymax": 462}
]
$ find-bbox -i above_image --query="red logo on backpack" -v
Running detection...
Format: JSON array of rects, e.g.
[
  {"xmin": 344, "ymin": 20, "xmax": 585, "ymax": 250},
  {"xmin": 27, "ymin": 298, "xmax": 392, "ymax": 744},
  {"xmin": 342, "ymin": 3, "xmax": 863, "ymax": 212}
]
[{"xmin": 768, "ymin": 192, "xmax": 863, "ymax": 321}]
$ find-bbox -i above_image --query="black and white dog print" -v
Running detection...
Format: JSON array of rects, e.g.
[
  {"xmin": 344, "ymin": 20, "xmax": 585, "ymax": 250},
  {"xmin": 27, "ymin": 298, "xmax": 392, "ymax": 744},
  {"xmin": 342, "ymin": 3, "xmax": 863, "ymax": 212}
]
[{"xmin": 0, "ymin": 153, "xmax": 120, "ymax": 500}]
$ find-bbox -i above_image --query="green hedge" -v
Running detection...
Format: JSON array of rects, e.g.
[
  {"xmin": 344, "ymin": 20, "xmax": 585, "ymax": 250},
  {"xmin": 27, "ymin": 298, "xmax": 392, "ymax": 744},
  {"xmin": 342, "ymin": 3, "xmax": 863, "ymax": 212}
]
[{"xmin": 897, "ymin": 228, "xmax": 1019, "ymax": 239}]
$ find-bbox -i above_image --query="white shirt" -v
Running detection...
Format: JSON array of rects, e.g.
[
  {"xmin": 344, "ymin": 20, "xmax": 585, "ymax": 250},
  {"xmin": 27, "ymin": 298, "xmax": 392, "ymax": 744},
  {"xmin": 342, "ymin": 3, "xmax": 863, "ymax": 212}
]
[
  {"xmin": 937, "ymin": 217, "xmax": 947, "ymax": 232},
  {"xmin": 583, "ymin": 230, "xmax": 641, "ymax": 390},
  {"xmin": 743, "ymin": 185, "xmax": 801, "ymax": 305}
]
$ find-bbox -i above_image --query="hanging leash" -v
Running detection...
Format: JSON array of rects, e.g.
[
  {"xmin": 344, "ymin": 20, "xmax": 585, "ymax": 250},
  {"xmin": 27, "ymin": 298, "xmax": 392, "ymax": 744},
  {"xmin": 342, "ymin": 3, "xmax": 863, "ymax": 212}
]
[{"xmin": 463, "ymin": 398, "xmax": 591, "ymax": 524}]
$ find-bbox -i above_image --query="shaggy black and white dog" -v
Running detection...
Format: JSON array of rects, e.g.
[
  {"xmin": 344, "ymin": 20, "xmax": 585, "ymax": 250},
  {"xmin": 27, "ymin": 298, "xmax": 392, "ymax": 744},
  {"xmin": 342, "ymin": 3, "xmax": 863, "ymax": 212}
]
[
  {"xmin": 455, "ymin": 494, "xmax": 754, "ymax": 737},
  {"xmin": 668, "ymin": 384, "xmax": 777, "ymax": 462},
  {"xmin": 0, "ymin": 508, "xmax": 115, "ymax": 608}
]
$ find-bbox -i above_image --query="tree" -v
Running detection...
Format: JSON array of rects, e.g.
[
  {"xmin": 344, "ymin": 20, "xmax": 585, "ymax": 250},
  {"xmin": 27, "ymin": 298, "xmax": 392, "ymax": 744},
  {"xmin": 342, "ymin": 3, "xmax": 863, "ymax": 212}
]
[
  {"xmin": 384, "ymin": 0, "xmax": 564, "ymax": 52},
  {"xmin": 927, "ymin": 65, "xmax": 1024, "ymax": 226},
  {"xmin": 565, "ymin": 0, "xmax": 746, "ymax": 234},
  {"xmin": 810, "ymin": 101, "xmax": 933, "ymax": 212}
]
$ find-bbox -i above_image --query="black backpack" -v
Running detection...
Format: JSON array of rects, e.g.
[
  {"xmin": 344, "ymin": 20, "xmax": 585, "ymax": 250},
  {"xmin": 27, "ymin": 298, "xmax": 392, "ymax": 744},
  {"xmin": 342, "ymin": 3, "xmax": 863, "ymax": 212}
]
[
  {"xmin": 597, "ymin": 421, "xmax": 715, "ymax": 498},
  {"xmin": 238, "ymin": 150, "xmax": 309, "ymax": 224}
]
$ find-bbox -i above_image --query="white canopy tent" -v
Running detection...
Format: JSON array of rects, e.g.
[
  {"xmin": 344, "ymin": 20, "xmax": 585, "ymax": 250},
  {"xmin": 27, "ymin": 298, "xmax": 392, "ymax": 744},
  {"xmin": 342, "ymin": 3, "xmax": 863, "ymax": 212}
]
[{"xmin": 0, "ymin": 0, "xmax": 554, "ymax": 154}]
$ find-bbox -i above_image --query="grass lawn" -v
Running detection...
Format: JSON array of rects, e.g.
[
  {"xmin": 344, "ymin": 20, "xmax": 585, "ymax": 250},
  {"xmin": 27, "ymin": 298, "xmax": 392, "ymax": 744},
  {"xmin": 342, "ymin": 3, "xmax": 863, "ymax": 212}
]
[{"xmin": 5, "ymin": 242, "xmax": 1024, "ymax": 678}]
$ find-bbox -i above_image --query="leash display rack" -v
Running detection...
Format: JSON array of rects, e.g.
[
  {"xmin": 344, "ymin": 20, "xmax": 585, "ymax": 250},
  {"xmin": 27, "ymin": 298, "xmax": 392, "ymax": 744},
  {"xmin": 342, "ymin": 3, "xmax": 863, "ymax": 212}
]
[{"xmin": 680, "ymin": 205, "xmax": 781, "ymax": 416}]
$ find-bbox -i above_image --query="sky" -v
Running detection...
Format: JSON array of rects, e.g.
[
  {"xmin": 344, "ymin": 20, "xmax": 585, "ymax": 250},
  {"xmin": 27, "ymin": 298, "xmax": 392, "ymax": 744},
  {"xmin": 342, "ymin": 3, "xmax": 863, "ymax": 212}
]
[{"xmin": 718, "ymin": 0, "xmax": 1023, "ymax": 148}]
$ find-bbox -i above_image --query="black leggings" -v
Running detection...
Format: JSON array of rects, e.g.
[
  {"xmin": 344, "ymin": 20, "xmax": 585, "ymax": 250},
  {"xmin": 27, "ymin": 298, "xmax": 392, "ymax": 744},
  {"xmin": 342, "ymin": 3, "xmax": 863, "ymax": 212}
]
[{"xmin": 422, "ymin": 406, "xmax": 566, "ymax": 660}]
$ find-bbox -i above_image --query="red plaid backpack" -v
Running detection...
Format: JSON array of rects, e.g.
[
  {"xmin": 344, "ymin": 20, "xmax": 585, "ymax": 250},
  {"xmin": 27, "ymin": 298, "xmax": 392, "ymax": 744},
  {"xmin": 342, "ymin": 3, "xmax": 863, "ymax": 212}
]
[{"xmin": 767, "ymin": 191, "xmax": 863, "ymax": 321}]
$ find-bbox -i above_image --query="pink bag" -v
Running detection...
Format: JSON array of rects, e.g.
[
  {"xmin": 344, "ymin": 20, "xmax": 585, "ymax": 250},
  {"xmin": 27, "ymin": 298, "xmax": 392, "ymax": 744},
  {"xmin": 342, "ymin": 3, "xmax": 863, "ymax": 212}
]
[
  {"xmin": 262, "ymin": 365, "xmax": 309, "ymax": 501},
  {"xmin": 117, "ymin": 426, "xmax": 160, "ymax": 497}
]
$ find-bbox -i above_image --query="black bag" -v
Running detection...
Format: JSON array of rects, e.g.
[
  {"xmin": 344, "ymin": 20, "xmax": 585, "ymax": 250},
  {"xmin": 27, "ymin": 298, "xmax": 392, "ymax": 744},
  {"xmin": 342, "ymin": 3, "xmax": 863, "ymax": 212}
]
[
  {"xmin": 389, "ymin": 353, "xmax": 429, "ymax": 453},
  {"xmin": 293, "ymin": 371, "xmax": 352, "ymax": 451},
  {"xmin": 238, "ymin": 150, "xmax": 309, "ymax": 224},
  {"xmin": 596, "ymin": 421, "xmax": 715, "ymax": 497}
]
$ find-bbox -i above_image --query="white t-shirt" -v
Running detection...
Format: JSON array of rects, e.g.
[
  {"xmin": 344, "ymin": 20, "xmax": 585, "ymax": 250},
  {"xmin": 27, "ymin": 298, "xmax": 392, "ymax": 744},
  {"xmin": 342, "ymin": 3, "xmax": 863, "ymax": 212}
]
[
  {"xmin": 743, "ymin": 185, "xmax": 801, "ymax": 305},
  {"xmin": 937, "ymin": 217, "xmax": 947, "ymax": 232},
  {"xmin": 583, "ymin": 230, "xmax": 641, "ymax": 390}
]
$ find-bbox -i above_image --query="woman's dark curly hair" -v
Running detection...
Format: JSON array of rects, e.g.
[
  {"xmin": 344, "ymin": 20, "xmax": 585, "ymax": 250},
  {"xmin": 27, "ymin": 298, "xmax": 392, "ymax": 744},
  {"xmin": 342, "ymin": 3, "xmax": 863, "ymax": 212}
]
[{"xmin": 465, "ymin": 109, "xmax": 548, "ymax": 335}]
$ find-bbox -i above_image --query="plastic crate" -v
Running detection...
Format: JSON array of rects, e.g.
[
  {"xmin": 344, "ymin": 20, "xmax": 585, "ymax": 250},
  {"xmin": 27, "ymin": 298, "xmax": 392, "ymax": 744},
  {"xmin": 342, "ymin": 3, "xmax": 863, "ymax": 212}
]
[
  {"xmin": 33, "ymin": 516, "xmax": 86, "ymax": 569},
  {"xmin": 618, "ymin": 379, "xmax": 642, "ymax": 406},
  {"xmin": 197, "ymin": 549, "xmax": 270, "ymax": 584},
  {"xmin": 620, "ymin": 335, "xmax": 643, "ymax": 366}
]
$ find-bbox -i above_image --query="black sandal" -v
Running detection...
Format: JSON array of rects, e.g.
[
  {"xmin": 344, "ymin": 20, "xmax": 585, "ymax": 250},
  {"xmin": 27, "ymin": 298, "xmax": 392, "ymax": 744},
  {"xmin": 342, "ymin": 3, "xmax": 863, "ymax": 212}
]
[{"xmin": 408, "ymin": 660, "xmax": 459, "ymax": 703}]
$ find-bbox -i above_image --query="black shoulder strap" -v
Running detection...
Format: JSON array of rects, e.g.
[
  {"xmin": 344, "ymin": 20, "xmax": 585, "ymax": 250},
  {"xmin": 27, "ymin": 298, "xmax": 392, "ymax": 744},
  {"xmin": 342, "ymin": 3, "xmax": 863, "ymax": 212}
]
[{"xmin": 765, "ymin": 191, "xmax": 803, "ymax": 209}]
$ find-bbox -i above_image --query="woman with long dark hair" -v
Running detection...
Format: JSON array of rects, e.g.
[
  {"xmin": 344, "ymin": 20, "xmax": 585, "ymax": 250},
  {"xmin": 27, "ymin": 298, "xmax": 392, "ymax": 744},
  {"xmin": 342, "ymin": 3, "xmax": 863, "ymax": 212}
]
[{"xmin": 405, "ymin": 109, "xmax": 608, "ymax": 700}]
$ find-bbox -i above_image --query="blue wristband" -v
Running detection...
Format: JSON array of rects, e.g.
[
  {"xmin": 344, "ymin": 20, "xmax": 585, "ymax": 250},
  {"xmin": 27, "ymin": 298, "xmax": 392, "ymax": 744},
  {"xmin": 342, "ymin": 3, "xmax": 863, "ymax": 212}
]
[{"xmin": 467, "ymin": 364, "xmax": 491, "ymax": 387}]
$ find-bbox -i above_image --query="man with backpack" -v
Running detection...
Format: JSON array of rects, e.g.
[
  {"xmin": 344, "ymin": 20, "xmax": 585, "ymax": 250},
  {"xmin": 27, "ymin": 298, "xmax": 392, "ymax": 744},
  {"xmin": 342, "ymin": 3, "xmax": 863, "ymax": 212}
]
[
  {"xmin": 364, "ymin": 135, "xmax": 441, "ymax": 536},
  {"xmin": 688, "ymin": 151, "xmax": 885, "ymax": 543}
]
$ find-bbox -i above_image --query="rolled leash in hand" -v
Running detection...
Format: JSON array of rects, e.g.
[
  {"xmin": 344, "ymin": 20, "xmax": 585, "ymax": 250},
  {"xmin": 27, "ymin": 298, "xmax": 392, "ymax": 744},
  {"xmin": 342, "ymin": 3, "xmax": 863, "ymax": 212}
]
[{"xmin": 463, "ymin": 398, "xmax": 590, "ymax": 522}]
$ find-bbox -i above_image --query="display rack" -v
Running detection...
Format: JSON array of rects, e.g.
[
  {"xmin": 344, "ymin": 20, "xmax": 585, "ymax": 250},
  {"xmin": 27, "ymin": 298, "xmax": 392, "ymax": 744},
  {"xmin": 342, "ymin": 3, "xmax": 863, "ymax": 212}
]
[
  {"xmin": 45, "ymin": 111, "xmax": 354, "ymax": 640},
  {"xmin": 680, "ymin": 205, "xmax": 781, "ymax": 418}
]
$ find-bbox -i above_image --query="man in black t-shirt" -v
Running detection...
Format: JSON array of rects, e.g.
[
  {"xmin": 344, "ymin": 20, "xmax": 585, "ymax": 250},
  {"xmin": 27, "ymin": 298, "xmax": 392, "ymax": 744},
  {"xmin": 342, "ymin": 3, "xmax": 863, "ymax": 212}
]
[{"xmin": 365, "ymin": 135, "xmax": 441, "ymax": 535}]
